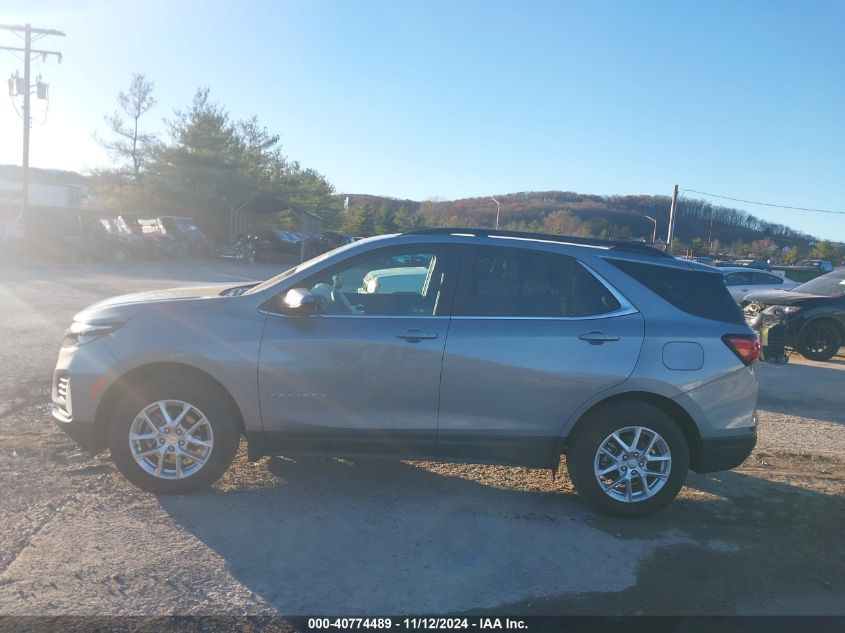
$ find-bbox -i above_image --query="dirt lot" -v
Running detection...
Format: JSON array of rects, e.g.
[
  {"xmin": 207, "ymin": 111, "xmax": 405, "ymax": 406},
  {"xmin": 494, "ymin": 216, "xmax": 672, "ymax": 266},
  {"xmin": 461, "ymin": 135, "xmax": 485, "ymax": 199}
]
[{"xmin": 0, "ymin": 259, "xmax": 843, "ymax": 615}]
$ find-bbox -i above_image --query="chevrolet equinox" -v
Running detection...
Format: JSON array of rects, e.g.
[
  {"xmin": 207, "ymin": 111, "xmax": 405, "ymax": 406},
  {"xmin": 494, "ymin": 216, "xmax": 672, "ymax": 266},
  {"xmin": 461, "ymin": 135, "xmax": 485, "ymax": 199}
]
[{"xmin": 52, "ymin": 228, "xmax": 760, "ymax": 517}]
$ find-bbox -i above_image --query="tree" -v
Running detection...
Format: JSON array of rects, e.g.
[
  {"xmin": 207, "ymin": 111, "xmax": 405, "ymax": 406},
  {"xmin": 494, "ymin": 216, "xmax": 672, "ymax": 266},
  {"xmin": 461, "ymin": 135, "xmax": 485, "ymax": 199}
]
[
  {"xmin": 99, "ymin": 73, "xmax": 157, "ymax": 178},
  {"xmin": 690, "ymin": 237, "xmax": 706, "ymax": 256},
  {"xmin": 811, "ymin": 240, "xmax": 835, "ymax": 260},
  {"xmin": 138, "ymin": 88, "xmax": 336, "ymax": 240},
  {"xmin": 342, "ymin": 204, "xmax": 376, "ymax": 236},
  {"xmin": 374, "ymin": 204, "xmax": 398, "ymax": 234},
  {"xmin": 782, "ymin": 248, "xmax": 800, "ymax": 265}
]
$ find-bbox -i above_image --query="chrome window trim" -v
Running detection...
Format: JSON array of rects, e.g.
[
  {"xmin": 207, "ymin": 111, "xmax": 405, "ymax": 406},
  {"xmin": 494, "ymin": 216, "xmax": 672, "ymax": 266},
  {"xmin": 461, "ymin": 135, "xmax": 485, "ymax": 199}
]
[
  {"xmin": 488, "ymin": 234, "xmax": 610, "ymax": 250},
  {"xmin": 260, "ymin": 310, "xmax": 448, "ymax": 319},
  {"xmin": 450, "ymin": 308, "xmax": 637, "ymax": 321},
  {"xmin": 260, "ymin": 246, "xmax": 638, "ymax": 321}
]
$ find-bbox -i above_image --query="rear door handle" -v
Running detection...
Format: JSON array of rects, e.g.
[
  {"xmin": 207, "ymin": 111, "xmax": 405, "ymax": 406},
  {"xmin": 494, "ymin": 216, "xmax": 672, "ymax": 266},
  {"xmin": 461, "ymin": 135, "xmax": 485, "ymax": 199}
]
[
  {"xmin": 578, "ymin": 331, "xmax": 620, "ymax": 345},
  {"xmin": 396, "ymin": 329, "xmax": 439, "ymax": 341}
]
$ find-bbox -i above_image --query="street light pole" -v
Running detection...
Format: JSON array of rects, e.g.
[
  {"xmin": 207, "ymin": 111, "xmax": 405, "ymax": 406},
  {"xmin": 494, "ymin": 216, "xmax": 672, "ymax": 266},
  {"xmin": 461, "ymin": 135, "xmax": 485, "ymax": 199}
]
[
  {"xmin": 644, "ymin": 215, "xmax": 657, "ymax": 244},
  {"xmin": 490, "ymin": 198, "xmax": 501, "ymax": 230},
  {"xmin": 708, "ymin": 204, "xmax": 715, "ymax": 251}
]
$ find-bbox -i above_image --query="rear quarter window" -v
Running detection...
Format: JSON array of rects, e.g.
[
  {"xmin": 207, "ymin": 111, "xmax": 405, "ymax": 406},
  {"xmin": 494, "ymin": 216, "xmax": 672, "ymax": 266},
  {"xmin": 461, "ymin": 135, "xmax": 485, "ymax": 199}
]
[{"xmin": 608, "ymin": 259, "xmax": 745, "ymax": 325}]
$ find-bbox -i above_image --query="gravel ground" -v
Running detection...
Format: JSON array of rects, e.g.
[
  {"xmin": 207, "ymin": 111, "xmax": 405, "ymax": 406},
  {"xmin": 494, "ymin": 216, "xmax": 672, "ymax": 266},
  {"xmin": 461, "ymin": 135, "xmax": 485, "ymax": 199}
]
[{"xmin": 0, "ymin": 258, "xmax": 843, "ymax": 616}]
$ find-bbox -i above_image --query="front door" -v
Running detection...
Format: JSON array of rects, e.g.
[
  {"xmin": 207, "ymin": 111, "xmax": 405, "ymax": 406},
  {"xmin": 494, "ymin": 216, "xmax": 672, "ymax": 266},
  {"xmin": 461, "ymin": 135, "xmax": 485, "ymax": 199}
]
[{"xmin": 258, "ymin": 244, "xmax": 458, "ymax": 457}]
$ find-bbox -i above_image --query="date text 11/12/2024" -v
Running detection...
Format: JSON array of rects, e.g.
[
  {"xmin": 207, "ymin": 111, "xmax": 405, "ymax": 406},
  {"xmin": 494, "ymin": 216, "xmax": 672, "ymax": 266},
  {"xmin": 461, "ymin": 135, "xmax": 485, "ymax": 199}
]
[{"xmin": 307, "ymin": 618, "xmax": 528, "ymax": 630}]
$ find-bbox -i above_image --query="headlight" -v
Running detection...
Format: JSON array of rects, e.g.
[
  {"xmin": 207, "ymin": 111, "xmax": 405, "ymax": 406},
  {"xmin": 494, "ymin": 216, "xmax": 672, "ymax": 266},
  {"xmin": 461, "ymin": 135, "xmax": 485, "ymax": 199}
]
[
  {"xmin": 62, "ymin": 321, "xmax": 123, "ymax": 347},
  {"xmin": 762, "ymin": 305, "xmax": 802, "ymax": 317}
]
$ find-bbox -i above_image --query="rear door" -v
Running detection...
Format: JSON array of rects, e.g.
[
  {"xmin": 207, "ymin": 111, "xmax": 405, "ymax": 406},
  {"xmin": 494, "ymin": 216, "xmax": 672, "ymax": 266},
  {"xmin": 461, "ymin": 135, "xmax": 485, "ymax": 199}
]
[{"xmin": 436, "ymin": 245, "xmax": 644, "ymax": 466}]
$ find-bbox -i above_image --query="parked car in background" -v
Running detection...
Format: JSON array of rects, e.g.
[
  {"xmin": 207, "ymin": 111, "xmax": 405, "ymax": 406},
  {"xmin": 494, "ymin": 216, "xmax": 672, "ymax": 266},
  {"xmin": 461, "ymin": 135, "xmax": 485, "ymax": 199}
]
[
  {"xmin": 358, "ymin": 266, "xmax": 429, "ymax": 294},
  {"xmin": 217, "ymin": 230, "xmax": 357, "ymax": 263},
  {"xmin": 797, "ymin": 259, "xmax": 835, "ymax": 273},
  {"xmin": 732, "ymin": 258, "xmax": 771, "ymax": 270},
  {"xmin": 719, "ymin": 267, "xmax": 800, "ymax": 303},
  {"xmin": 307, "ymin": 231, "xmax": 356, "ymax": 256},
  {"xmin": 159, "ymin": 216, "xmax": 214, "ymax": 256},
  {"xmin": 745, "ymin": 269, "xmax": 845, "ymax": 361},
  {"xmin": 122, "ymin": 215, "xmax": 183, "ymax": 258},
  {"xmin": 216, "ymin": 234, "xmax": 256, "ymax": 262},
  {"xmin": 56, "ymin": 214, "xmax": 153, "ymax": 262},
  {"xmin": 692, "ymin": 256, "xmax": 716, "ymax": 266},
  {"xmin": 677, "ymin": 255, "xmax": 716, "ymax": 267},
  {"xmin": 52, "ymin": 227, "xmax": 759, "ymax": 517}
]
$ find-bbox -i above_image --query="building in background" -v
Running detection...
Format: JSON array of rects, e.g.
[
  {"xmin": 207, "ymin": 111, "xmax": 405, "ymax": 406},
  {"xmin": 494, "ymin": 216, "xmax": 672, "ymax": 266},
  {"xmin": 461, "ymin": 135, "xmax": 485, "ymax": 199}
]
[{"xmin": 0, "ymin": 165, "xmax": 89, "ymax": 240}]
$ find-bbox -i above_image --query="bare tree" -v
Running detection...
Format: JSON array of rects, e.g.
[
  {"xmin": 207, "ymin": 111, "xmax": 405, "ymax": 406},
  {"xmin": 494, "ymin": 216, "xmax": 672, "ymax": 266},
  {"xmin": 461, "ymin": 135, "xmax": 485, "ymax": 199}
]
[{"xmin": 100, "ymin": 73, "xmax": 157, "ymax": 178}]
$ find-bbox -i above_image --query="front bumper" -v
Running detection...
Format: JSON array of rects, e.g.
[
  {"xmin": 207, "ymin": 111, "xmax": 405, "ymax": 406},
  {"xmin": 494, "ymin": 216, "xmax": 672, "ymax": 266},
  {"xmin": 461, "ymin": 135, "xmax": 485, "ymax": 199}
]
[
  {"xmin": 695, "ymin": 428, "xmax": 757, "ymax": 473},
  {"xmin": 51, "ymin": 405, "xmax": 102, "ymax": 453},
  {"xmin": 50, "ymin": 339, "xmax": 116, "ymax": 454}
]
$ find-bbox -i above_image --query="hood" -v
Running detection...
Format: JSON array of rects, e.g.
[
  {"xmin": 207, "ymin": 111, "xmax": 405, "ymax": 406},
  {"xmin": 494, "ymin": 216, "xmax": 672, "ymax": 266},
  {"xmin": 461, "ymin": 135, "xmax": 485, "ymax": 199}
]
[
  {"xmin": 74, "ymin": 282, "xmax": 250, "ymax": 323},
  {"xmin": 743, "ymin": 289, "xmax": 828, "ymax": 306}
]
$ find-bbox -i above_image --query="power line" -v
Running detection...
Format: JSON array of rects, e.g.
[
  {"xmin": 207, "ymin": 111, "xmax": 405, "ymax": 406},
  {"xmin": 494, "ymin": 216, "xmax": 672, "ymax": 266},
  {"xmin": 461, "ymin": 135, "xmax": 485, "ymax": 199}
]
[{"xmin": 681, "ymin": 189, "xmax": 845, "ymax": 217}]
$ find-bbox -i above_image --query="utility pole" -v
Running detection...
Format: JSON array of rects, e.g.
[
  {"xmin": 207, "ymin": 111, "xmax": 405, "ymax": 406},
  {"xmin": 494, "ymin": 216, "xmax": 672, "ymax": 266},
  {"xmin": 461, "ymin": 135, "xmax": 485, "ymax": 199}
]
[
  {"xmin": 0, "ymin": 23, "xmax": 65, "ymax": 223},
  {"xmin": 666, "ymin": 184, "xmax": 678, "ymax": 254}
]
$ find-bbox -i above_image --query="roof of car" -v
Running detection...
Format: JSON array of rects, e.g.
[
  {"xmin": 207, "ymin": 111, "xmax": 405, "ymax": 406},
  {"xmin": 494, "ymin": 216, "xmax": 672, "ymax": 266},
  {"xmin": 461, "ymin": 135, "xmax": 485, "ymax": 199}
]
[
  {"xmin": 718, "ymin": 266, "xmax": 776, "ymax": 274},
  {"xmin": 403, "ymin": 227, "xmax": 671, "ymax": 258}
]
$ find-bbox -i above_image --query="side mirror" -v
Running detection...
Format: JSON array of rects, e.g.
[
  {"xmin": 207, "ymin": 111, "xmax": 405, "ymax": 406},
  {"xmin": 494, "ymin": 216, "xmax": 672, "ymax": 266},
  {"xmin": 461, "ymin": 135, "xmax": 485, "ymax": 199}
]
[{"xmin": 280, "ymin": 288, "xmax": 317, "ymax": 315}]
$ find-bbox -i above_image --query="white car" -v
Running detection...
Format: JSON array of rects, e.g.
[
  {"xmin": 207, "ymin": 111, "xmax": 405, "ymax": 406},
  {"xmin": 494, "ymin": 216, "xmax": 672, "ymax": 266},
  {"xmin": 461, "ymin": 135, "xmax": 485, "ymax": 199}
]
[
  {"xmin": 720, "ymin": 266, "xmax": 799, "ymax": 303},
  {"xmin": 358, "ymin": 266, "xmax": 429, "ymax": 294}
]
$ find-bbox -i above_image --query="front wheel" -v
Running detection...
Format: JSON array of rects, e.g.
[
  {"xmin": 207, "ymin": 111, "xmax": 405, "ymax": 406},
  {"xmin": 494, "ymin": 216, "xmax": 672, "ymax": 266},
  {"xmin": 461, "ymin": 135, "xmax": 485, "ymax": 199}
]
[
  {"xmin": 797, "ymin": 321, "xmax": 841, "ymax": 361},
  {"xmin": 566, "ymin": 401, "xmax": 689, "ymax": 518},
  {"xmin": 108, "ymin": 374, "xmax": 240, "ymax": 494}
]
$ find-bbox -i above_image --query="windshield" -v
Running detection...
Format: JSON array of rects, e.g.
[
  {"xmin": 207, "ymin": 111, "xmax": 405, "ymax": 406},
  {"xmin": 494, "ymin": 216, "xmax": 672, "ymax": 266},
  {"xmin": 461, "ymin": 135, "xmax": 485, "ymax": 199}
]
[{"xmin": 792, "ymin": 272, "xmax": 845, "ymax": 297}]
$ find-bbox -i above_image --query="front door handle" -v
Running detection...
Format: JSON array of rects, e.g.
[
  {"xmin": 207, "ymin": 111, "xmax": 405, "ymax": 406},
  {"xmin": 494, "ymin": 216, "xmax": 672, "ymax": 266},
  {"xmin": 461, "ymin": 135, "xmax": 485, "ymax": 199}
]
[
  {"xmin": 578, "ymin": 331, "xmax": 620, "ymax": 345},
  {"xmin": 396, "ymin": 329, "xmax": 439, "ymax": 341}
]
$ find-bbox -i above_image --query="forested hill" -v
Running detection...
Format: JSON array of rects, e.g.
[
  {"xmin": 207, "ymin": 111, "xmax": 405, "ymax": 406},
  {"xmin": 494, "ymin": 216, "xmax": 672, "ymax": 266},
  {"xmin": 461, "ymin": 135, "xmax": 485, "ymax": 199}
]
[{"xmin": 343, "ymin": 191, "xmax": 818, "ymax": 254}]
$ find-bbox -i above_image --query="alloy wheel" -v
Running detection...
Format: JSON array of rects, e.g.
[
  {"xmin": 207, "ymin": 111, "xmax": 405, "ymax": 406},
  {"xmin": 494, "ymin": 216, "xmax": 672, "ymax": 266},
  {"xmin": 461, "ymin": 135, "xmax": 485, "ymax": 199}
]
[
  {"xmin": 593, "ymin": 425, "xmax": 672, "ymax": 503},
  {"xmin": 128, "ymin": 400, "xmax": 214, "ymax": 480}
]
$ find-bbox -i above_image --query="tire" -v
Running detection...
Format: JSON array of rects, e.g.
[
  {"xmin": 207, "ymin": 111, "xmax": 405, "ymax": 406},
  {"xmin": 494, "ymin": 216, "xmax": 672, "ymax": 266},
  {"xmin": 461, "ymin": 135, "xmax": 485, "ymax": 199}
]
[
  {"xmin": 108, "ymin": 374, "xmax": 240, "ymax": 494},
  {"xmin": 797, "ymin": 321, "xmax": 841, "ymax": 361},
  {"xmin": 566, "ymin": 401, "xmax": 689, "ymax": 518}
]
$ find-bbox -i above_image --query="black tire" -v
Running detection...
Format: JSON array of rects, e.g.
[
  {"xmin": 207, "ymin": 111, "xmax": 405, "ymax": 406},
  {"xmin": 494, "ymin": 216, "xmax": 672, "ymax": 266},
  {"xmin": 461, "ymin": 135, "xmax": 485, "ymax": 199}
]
[
  {"xmin": 566, "ymin": 401, "xmax": 689, "ymax": 518},
  {"xmin": 797, "ymin": 321, "xmax": 841, "ymax": 361},
  {"xmin": 108, "ymin": 373, "xmax": 240, "ymax": 494}
]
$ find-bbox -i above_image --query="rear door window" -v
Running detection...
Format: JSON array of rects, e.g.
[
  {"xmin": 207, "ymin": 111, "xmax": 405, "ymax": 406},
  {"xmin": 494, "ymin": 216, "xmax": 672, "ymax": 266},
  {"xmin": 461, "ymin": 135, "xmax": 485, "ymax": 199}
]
[{"xmin": 453, "ymin": 246, "xmax": 622, "ymax": 318}]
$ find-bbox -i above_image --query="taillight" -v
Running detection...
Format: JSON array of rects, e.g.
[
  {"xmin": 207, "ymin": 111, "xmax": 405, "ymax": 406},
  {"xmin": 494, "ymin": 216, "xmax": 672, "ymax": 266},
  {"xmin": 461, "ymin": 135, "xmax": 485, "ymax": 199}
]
[{"xmin": 722, "ymin": 334, "xmax": 761, "ymax": 365}]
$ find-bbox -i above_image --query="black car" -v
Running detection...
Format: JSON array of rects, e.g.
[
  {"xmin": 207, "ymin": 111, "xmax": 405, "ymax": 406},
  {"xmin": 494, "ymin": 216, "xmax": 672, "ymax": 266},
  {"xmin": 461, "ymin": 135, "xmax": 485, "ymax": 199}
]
[{"xmin": 744, "ymin": 269, "xmax": 845, "ymax": 361}]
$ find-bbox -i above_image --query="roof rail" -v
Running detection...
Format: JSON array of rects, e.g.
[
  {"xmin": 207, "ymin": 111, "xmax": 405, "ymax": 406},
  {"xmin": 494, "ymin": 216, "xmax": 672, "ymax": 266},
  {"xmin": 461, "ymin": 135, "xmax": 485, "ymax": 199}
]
[{"xmin": 402, "ymin": 227, "xmax": 671, "ymax": 257}]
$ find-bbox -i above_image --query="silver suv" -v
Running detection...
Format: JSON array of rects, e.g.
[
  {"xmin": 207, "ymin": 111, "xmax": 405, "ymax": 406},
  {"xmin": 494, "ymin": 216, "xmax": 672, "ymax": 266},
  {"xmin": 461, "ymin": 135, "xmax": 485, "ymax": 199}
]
[{"xmin": 52, "ymin": 228, "xmax": 760, "ymax": 517}]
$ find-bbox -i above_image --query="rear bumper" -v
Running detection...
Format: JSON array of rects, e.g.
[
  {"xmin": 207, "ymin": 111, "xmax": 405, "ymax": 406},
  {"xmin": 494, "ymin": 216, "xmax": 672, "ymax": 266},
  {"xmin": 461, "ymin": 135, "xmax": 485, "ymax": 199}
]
[{"xmin": 694, "ymin": 428, "xmax": 757, "ymax": 473}]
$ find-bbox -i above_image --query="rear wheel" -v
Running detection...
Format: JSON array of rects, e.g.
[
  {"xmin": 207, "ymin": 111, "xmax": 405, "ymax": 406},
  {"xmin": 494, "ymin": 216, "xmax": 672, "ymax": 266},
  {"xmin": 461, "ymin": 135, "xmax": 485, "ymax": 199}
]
[
  {"xmin": 797, "ymin": 321, "xmax": 841, "ymax": 361},
  {"xmin": 566, "ymin": 401, "xmax": 689, "ymax": 518},
  {"xmin": 108, "ymin": 374, "xmax": 240, "ymax": 494}
]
